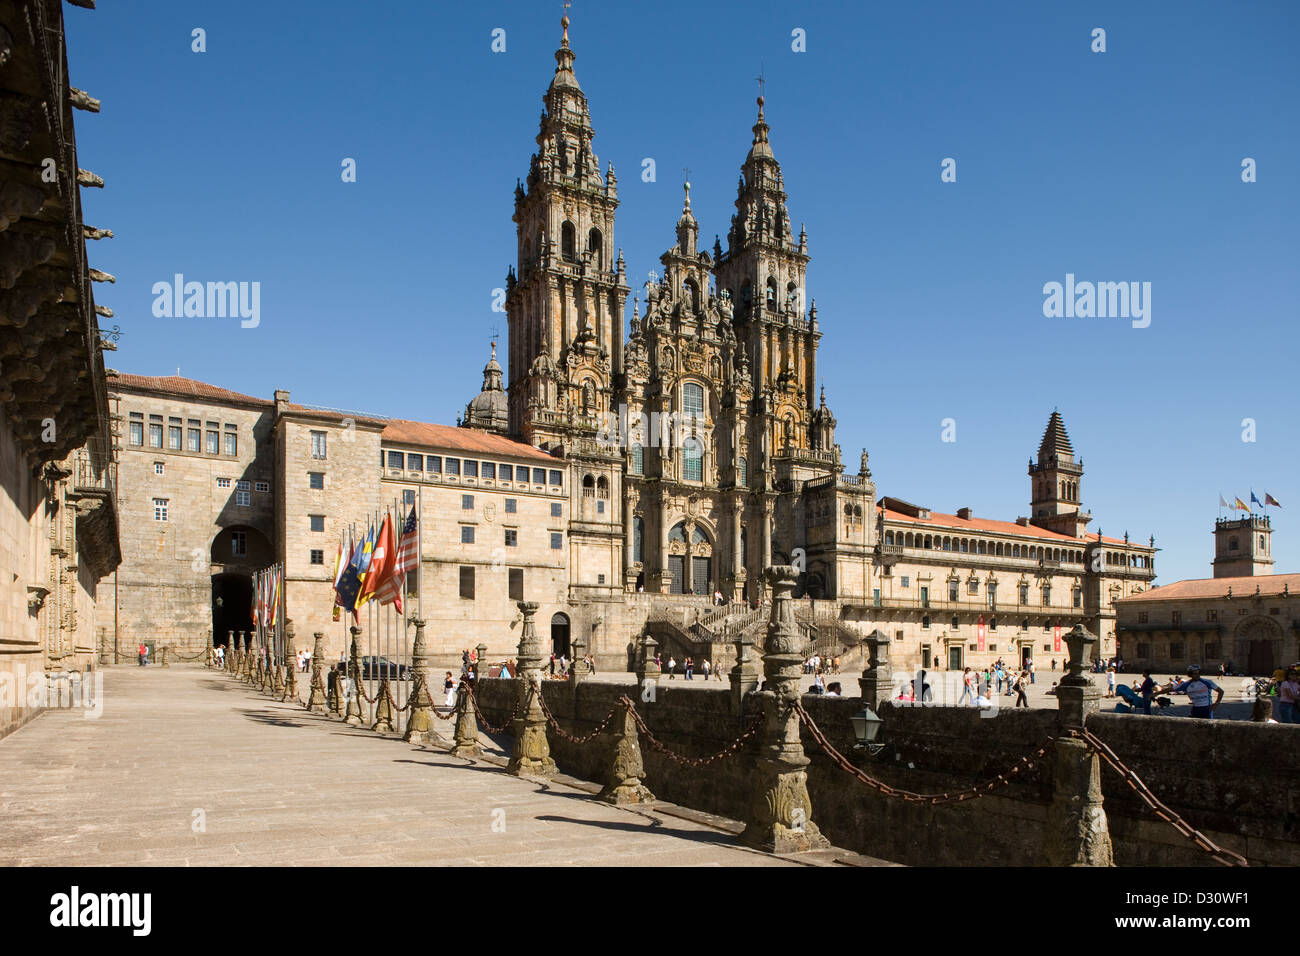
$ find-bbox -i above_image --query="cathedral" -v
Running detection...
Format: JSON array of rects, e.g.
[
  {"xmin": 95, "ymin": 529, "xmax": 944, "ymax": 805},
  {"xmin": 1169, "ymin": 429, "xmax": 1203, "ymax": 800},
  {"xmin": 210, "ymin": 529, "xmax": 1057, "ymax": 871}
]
[{"xmin": 490, "ymin": 14, "xmax": 861, "ymax": 605}]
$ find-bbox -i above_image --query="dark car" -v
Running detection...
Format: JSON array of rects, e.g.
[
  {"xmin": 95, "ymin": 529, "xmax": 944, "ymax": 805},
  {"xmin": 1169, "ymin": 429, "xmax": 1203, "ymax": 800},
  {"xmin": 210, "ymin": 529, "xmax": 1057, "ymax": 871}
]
[{"xmin": 357, "ymin": 656, "xmax": 410, "ymax": 681}]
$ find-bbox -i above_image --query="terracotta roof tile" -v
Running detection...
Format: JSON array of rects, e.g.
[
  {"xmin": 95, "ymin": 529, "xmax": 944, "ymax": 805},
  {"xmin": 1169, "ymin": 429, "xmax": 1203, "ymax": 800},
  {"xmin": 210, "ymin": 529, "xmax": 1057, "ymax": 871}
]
[
  {"xmin": 1116, "ymin": 573, "xmax": 1300, "ymax": 603},
  {"xmin": 112, "ymin": 373, "xmax": 272, "ymax": 407},
  {"xmin": 381, "ymin": 420, "xmax": 557, "ymax": 463},
  {"xmin": 881, "ymin": 507, "xmax": 1147, "ymax": 549}
]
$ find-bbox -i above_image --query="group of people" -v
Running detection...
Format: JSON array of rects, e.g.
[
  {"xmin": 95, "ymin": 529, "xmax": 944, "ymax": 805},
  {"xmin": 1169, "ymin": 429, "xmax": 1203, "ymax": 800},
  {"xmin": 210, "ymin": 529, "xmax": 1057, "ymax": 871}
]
[
  {"xmin": 955, "ymin": 661, "xmax": 1034, "ymax": 708},
  {"xmin": 658, "ymin": 655, "xmax": 718, "ymax": 680},
  {"xmin": 802, "ymin": 653, "xmax": 840, "ymax": 676}
]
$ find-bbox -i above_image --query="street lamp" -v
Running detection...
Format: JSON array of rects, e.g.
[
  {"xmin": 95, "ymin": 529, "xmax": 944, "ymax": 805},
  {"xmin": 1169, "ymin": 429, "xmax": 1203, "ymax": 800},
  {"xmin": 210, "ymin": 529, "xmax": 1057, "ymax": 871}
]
[{"xmin": 850, "ymin": 705, "xmax": 886, "ymax": 755}]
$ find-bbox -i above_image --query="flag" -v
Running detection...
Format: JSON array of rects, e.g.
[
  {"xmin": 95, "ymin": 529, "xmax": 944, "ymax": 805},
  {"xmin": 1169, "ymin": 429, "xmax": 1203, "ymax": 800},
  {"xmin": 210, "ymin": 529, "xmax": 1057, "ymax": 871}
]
[
  {"xmin": 1251, "ymin": 490, "xmax": 1262, "ymax": 508},
  {"xmin": 1219, "ymin": 494, "xmax": 1230, "ymax": 508},
  {"xmin": 376, "ymin": 508, "xmax": 417, "ymax": 613},
  {"xmin": 269, "ymin": 566, "xmax": 281, "ymax": 627},
  {"xmin": 357, "ymin": 512, "xmax": 395, "ymax": 610},
  {"xmin": 331, "ymin": 533, "xmax": 347, "ymax": 599},
  {"xmin": 1235, "ymin": 497, "xmax": 1250, "ymax": 512},
  {"xmin": 1266, "ymin": 492, "xmax": 1282, "ymax": 508}
]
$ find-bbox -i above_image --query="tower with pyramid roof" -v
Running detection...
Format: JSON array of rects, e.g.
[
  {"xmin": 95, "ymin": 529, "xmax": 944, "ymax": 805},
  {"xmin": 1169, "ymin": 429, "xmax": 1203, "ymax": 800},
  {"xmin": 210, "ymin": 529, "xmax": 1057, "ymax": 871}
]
[{"xmin": 1028, "ymin": 410, "xmax": 1091, "ymax": 537}]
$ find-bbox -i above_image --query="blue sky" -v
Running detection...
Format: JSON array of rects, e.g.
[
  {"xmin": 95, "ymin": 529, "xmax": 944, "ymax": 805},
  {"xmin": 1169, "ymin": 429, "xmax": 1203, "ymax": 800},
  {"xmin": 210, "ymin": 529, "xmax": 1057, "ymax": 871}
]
[{"xmin": 67, "ymin": 1, "xmax": 1298, "ymax": 585}]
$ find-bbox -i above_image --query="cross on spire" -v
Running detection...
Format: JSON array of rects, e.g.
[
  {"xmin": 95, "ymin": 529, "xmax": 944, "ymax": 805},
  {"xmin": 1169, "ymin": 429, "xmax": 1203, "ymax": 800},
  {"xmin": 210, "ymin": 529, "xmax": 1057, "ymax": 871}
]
[{"xmin": 755, "ymin": 64, "xmax": 765, "ymax": 100}]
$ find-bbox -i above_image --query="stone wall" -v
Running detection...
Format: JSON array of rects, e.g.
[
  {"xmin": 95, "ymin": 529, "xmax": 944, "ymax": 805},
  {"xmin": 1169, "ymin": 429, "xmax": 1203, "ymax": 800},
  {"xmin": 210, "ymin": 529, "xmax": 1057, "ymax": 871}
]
[{"xmin": 471, "ymin": 678, "xmax": 1300, "ymax": 866}]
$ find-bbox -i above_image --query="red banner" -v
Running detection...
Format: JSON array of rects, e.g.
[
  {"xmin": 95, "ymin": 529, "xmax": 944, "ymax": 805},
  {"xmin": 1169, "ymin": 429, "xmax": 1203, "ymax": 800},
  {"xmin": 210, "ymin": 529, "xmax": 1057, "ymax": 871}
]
[
  {"xmin": 976, "ymin": 615, "xmax": 986, "ymax": 652},
  {"xmin": 1053, "ymin": 625, "xmax": 1062, "ymax": 653}
]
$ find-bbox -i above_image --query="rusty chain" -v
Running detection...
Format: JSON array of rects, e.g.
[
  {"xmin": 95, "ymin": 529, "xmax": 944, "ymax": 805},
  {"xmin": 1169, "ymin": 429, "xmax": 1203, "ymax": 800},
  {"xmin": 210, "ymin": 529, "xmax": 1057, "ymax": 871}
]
[
  {"xmin": 465, "ymin": 681, "xmax": 526, "ymax": 734},
  {"xmin": 535, "ymin": 691, "xmax": 625, "ymax": 745},
  {"xmin": 793, "ymin": 698, "xmax": 1052, "ymax": 805},
  {"xmin": 624, "ymin": 697, "xmax": 762, "ymax": 767},
  {"xmin": 1066, "ymin": 727, "xmax": 1248, "ymax": 867}
]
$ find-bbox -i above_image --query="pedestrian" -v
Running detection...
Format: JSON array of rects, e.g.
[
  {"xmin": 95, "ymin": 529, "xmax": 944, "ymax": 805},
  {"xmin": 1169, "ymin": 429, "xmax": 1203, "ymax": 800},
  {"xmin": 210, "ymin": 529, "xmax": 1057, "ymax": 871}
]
[
  {"xmin": 685, "ymin": 656, "xmax": 694, "ymax": 680},
  {"xmin": 1106, "ymin": 666, "xmax": 1116, "ymax": 698},
  {"xmin": 667, "ymin": 656, "xmax": 677, "ymax": 680},
  {"xmin": 995, "ymin": 663, "xmax": 1004, "ymax": 694},
  {"xmin": 1276, "ymin": 668, "xmax": 1299, "ymax": 724},
  {"xmin": 586, "ymin": 653, "xmax": 597, "ymax": 675},
  {"xmin": 1014, "ymin": 670, "xmax": 1029, "ymax": 708},
  {"xmin": 443, "ymin": 671, "xmax": 456, "ymax": 709},
  {"xmin": 1028, "ymin": 659, "xmax": 1035, "ymax": 684},
  {"xmin": 1158, "ymin": 665, "xmax": 1223, "ymax": 719},
  {"xmin": 958, "ymin": 666, "xmax": 974, "ymax": 706},
  {"xmin": 138, "ymin": 642, "xmax": 146, "ymax": 666},
  {"xmin": 1251, "ymin": 697, "xmax": 1279, "ymax": 724},
  {"xmin": 1050, "ymin": 658, "xmax": 1056, "ymax": 671},
  {"xmin": 1139, "ymin": 668, "xmax": 1155, "ymax": 715},
  {"xmin": 813, "ymin": 671, "xmax": 825, "ymax": 694},
  {"xmin": 701, "ymin": 658, "xmax": 711, "ymax": 680},
  {"xmin": 548, "ymin": 652, "xmax": 556, "ymax": 675}
]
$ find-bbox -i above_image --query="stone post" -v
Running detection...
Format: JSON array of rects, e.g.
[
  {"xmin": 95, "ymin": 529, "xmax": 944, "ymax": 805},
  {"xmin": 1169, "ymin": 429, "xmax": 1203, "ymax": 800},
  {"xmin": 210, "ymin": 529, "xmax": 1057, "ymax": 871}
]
[
  {"xmin": 571, "ymin": 633, "xmax": 587, "ymax": 688},
  {"xmin": 728, "ymin": 622, "xmax": 760, "ymax": 715},
  {"xmin": 206, "ymin": 629, "xmax": 213, "ymax": 667},
  {"xmin": 598, "ymin": 700, "xmax": 654, "ymax": 804},
  {"xmin": 281, "ymin": 622, "xmax": 297, "ymax": 702},
  {"xmin": 1044, "ymin": 624, "xmax": 1113, "ymax": 866},
  {"xmin": 342, "ymin": 626, "xmax": 368, "ymax": 726},
  {"xmin": 450, "ymin": 682, "xmax": 483, "ymax": 758},
  {"xmin": 740, "ymin": 566, "xmax": 829, "ymax": 853},
  {"xmin": 227, "ymin": 631, "xmax": 235, "ymax": 671},
  {"xmin": 857, "ymin": 629, "xmax": 892, "ymax": 707},
  {"xmin": 403, "ymin": 619, "xmax": 436, "ymax": 743},
  {"xmin": 506, "ymin": 601, "xmax": 556, "ymax": 777},
  {"xmin": 475, "ymin": 642, "xmax": 488, "ymax": 679},
  {"xmin": 326, "ymin": 664, "xmax": 342, "ymax": 717},
  {"xmin": 306, "ymin": 632, "xmax": 328, "ymax": 713},
  {"xmin": 633, "ymin": 631, "xmax": 660, "ymax": 686},
  {"xmin": 372, "ymin": 677, "xmax": 395, "ymax": 733},
  {"xmin": 159, "ymin": 645, "xmax": 169, "ymax": 667}
]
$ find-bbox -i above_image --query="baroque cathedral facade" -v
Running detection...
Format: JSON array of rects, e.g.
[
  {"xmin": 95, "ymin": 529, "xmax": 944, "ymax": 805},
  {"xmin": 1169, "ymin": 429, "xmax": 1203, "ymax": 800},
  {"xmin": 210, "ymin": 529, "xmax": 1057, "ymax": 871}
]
[{"xmin": 490, "ymin": 15, "xmax": 866, "ymax": 604}]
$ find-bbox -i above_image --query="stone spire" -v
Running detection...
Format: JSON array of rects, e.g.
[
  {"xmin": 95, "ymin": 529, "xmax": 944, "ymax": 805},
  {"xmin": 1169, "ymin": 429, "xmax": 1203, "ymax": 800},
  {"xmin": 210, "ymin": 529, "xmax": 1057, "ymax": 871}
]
[
  {"xmin": 675, "ymin": 180, "xmax": 698, "ymax": 257},
  {"xmin": 1037, "ymin": 409, "xmax": 1075, "ymax": 464}
]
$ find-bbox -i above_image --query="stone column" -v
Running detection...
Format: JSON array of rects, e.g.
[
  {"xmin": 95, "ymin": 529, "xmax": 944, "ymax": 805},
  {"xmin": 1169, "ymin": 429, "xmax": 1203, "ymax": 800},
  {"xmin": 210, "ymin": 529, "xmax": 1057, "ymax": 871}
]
[
  {"xmin": 599, "ymin": 701, "xmax": 654, "ymax": 804},
  {"xmin": 342, "ymin": 626, "xmax": 368, "ymax": 726},
  {"xmin": 571, "ymin": 633, "xmax": 587, "ymax": 687},
  {"xmin": 306, "ymin": 632, "xmax": 328, "ymax": 713},
  {"xmin": 281, "ymin": 622, "xmax": 297, "ymax": 702},
  {"xmin": 506, "ymin": 601, "xmax": 556, "ymax": 777},
  {"xmin": 403, "ymin": 619, "xmax": 436, "ymax": 743},
  {"xmin": 450, "ymin": 682, "xmax": 483, "ymax": 758},
  {"xmin": 624, "ymin": 496, "xmax": 636, "ymax": 577},
  {"xmin": 634, "ymin": 631, "xmax": 660, "ymax": 687},
  {"xmin": 760, "ymin": 500, "xmax": 775, "ymax": 601},
  {"xmin": 227, "ymin": 631, "xmax": 235, "ymax": 671},
  {"xmin": 372, "ymin": 677, "xmax": 395, "ymax": 733},
  {"xmin": 475, "ymin": 642, "xmax": 488, "ymax": 680},
  {"xmin": 857, "ymin": 629, "xmax": 892, "ymax": 707},
  {"xmin": 728, "ymin": 623, "xmax": 759, "ymax": 715},
  {"xmin": 206, "ymin": 629, "xmax": 213, "ymax": 668},
  {"xmin": 740, "ymin": 566, "xmax": 828, "ymax": 853},
  {"xmin": 1044, "ymin": 624, "xmax": 1113, "ymax": 866}
]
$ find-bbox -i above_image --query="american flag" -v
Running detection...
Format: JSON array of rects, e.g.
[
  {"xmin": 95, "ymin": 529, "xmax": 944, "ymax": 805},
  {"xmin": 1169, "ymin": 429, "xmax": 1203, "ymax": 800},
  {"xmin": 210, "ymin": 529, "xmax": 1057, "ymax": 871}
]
[{"xmin": 376, "ymin": 507, "xmax": 418, "ymax": 611}]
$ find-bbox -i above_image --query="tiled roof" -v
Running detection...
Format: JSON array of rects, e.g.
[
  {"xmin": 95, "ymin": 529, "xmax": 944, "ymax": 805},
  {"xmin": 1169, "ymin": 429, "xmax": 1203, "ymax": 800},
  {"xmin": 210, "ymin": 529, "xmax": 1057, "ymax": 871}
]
[
  {"xmin": 881, "ymin": 507, "xmax": 1145, "ymax": 549},
  {"xmin": 381, "ymin": 420, "xmax": 556, "ymax": 462},
  {"xmin": 112, "ymin": 373, "xmax": 272, "ymax": 407},
  {"xmin": 1116, "ymin": 573, "xmax": 1300, "ymax": 603},
  {"xmin": 882, "ymin": 508, "xmax": 1078, "ymax": 543}
]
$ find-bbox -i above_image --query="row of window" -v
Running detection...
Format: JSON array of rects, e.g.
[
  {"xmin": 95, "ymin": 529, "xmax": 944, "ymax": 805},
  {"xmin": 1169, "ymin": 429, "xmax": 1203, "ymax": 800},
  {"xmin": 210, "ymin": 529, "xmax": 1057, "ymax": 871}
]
[
  {"xmin": 894, "ymin": 577, "xmax": 1083, "ymax": 608},
  {"xmin": 1134, "ymin": 607, "xmax": 1279, "ymax": 625},
  {"xmin": 382, "ymin": 449, "xmax": 562, "ymax": 487},
  {"xmin": 885, "ymin": 531, "xmax": 1085, "ymax": 564},
  {"xmin": 458, "ymin": 565, "xmax": 526, "ymax": 601},
  {"xmin": 459, "ymin": 523, "xmax": 562, "ymax": 549},
  {"xmin": 130, "ymin": 412, "xmax": 238, "ymax": 456},
  {"xmin": 907, "ymin": 615, "xmax": 1064, "ymax": 632}
]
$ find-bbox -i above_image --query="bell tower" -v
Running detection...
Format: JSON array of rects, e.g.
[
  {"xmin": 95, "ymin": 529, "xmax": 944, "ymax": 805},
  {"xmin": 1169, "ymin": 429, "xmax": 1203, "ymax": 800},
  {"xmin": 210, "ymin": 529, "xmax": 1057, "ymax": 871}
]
[
  {"xmin": 1213, "ymin": 515, "xmax": 1274, "ymax": 577},
  {"xmin": 504, "ymin": 14, "xmax": 629, "ymax": 449},
  {"xmin": 1028, "ymin": 410, "xmax": 1090, "ymax": 537}
]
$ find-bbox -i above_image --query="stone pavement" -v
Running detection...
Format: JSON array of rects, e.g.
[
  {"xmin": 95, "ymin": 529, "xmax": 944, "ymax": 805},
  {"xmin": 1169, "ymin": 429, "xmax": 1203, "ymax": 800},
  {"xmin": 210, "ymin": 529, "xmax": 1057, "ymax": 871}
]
[{"xmin": 0, "ymin": 666, "xmax": 886, "ymax": 867}]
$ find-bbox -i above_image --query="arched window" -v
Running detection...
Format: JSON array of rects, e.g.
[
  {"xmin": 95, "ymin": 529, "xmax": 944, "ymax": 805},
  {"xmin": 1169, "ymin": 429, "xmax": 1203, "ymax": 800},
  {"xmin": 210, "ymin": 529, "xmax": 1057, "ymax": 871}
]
[
  {"xmin": 582, "ymin": 474, "xmax": 595, "ymax": 498},
  {"xmin": 885, "ymin": 532, "xmax": 894, "ymax": 546},
  {"xmin": 682, "ymin": 382, "xmax": 705, "ymax": 421},
  {"xmin": 587, "ymin": 227, "xmax": 603, "ymax": 269},
  {"xmin": 669, "ymin": 521, "xmax": 687, "ymax": 544},
  {"xmin": 766, "ymin": 277, "xmax": 778, "ymax": 309},
  {"xmin": 737, "ymin": 456, "xmax": 748, "ymax": 487},
  {"xmin": 596, "ymin": 476, "xmax": 609, "ymax": 499},
  {"xmin": 561, "ymin": 221, "xmax": 576, "ymax": 262},
  {"xmin": 632, "ymin": 516, "xmax": 644, "ymax": 563},
  {"xmin": 691, "ymin": 525, "xmax": 709, "ymax": 546},
  {"xmin": 682, "ymin": 441, "xmax": 703, "ymax": 482}
]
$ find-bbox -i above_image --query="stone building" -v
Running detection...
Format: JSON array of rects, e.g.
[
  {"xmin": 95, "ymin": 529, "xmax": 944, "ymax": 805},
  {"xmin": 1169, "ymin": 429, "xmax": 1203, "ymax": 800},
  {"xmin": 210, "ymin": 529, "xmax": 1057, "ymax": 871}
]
[
  {"xmin": 1116, "ymin": 516, "xmax": 1295, "ymax": 674},
  {"xmin": 0, "ymin": 0, "xmax": 121, "ymax": 736},
  {"xmin": 102, "ymin": 16, "xmax": 1158, "ymax": 674}
]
